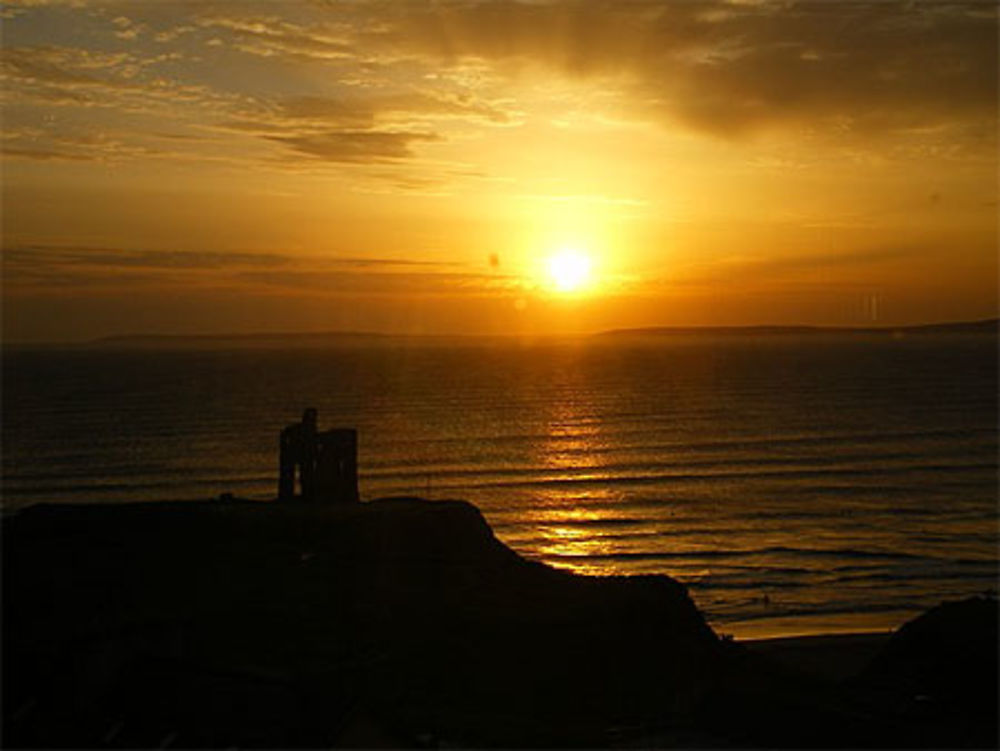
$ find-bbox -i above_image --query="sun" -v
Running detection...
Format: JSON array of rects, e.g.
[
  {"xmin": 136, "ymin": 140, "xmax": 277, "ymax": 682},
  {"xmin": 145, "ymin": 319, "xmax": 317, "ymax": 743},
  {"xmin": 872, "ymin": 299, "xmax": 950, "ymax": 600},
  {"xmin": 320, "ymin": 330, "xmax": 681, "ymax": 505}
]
[{"xmin": 547, "ymin": 248, "xmax": 592, "ymax": 293}]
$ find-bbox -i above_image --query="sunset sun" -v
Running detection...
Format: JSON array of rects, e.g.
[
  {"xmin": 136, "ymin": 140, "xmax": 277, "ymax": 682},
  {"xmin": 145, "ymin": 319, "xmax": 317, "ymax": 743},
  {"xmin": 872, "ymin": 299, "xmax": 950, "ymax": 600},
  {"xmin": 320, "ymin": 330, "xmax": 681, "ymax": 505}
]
[{"xmin": 547, "ymin": 249, "xmax": 593, "ymax": 293}]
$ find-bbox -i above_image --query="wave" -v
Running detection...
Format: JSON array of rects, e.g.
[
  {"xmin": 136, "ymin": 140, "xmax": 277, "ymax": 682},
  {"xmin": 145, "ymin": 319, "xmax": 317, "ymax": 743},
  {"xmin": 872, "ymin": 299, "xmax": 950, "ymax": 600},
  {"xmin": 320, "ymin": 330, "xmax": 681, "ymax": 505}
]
[
  {"xmin": 829, "ymin": 570, "xmax": 998, "ymax": 585},
  {"xmin": 709, "ymin": 600, "xmax": 928, "ymax": 623},
  {"xmin": 541, "ymin": 545, "xmax": 938, "ymax": 562},
  {"xmin": 489, "ymin": 501, "xmax": 998, "ymax": 527},
  {"xmin": 409, "ymin": 461, "xmax": 997, "ymax": 492},
  {"xmin": 360, "ymin": 447, "xmax": 998, "ymax": 483},
  {"xmin": 1, "ymin": 475, "xmax": 273, "ymax": 496},
  {"xmin": 362, "ymin": 425, "xmax": 996, "ymax": 463},
  {"xmin": 685, "ymin": 579, "xmax": 811, "ymax": 591}
]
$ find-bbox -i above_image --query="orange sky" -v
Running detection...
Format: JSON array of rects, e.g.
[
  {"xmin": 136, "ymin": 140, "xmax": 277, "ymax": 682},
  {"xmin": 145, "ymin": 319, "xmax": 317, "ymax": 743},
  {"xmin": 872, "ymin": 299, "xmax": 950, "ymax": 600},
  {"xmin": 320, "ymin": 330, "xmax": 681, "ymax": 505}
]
[{"xmin": 2, "ymin": 0, "xmax": 997, "ymax": 341}]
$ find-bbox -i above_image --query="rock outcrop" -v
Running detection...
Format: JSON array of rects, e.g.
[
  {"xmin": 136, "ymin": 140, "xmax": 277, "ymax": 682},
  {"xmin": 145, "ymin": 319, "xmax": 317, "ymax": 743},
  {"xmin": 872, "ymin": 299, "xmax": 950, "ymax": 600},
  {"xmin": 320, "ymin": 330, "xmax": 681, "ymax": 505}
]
[{"xmin": 855, "ymin": 595, "xmax": 999, "ymax": 748}]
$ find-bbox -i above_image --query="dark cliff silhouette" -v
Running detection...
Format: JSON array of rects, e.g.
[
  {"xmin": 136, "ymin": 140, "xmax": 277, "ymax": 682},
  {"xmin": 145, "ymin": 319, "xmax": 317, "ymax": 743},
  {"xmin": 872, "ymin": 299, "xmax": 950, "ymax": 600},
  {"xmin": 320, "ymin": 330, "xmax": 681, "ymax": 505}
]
[{"xmin": 3, "ymin": 498, "xmax": 997, "ymax": 748}]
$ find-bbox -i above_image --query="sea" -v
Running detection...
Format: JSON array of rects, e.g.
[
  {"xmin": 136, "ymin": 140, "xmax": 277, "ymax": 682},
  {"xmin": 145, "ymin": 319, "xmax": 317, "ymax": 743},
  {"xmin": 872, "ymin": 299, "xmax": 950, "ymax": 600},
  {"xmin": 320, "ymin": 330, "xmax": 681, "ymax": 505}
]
[{"xmin": 3, "ymin": 331, "xmax": 997, "ymax": 638}]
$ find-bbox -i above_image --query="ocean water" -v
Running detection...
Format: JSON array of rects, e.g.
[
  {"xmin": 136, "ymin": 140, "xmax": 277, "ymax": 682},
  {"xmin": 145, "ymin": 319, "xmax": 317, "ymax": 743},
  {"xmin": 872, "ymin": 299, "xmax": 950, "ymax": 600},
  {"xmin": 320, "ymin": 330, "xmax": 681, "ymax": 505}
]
[{"xmin": 3, "ymin": 333, "xmax": 997, "ymax": 638}]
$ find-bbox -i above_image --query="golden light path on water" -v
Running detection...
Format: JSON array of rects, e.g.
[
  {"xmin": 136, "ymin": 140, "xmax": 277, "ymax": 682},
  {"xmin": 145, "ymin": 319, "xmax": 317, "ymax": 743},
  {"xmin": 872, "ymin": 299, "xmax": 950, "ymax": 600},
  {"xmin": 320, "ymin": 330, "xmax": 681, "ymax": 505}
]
[
  {"xmin": 518, "ymin": 391, "xmax": 927, "ymax": 640},
  {"xmin": 525, "ymin": 390, "xmax": 690, "ymax": 577}
]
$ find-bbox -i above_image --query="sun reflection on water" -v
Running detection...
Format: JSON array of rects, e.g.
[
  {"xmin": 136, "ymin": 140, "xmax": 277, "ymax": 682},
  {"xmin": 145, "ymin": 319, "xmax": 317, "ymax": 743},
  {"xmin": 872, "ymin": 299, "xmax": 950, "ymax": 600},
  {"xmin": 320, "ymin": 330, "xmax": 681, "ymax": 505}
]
[{"xmin": 529, "ymin": 392, "xmax": 636, "ymax": 574}]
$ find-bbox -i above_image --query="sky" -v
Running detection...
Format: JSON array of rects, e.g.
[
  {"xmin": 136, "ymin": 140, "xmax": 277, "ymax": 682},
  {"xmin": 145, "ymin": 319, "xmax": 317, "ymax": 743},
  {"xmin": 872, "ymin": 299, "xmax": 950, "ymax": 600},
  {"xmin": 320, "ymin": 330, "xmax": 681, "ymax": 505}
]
[{"xmin": 1, "ymin": 0, "xmax": 997, "ymax": 341}]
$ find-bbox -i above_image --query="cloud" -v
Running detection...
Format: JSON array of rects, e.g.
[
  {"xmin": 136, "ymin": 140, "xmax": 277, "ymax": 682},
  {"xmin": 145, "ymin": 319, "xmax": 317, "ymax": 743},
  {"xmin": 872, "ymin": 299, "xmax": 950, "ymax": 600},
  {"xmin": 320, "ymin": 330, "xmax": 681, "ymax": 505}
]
[
  {"xmin": 214, "ymin": 88, "xmax": 513, "ymax": 165},
  {"xmin": 351, "ymin": 0, "xmax": 997, "ymax": 139},
  {"xmin": 1, "ymin": 44, "xmax": 227, "ymax": 112},
  {"xmin": 1, "ymin": 45, "xmax": 132, "ymax": 87},
  {"xmin": 217, "ymin": 89, "xmax": 509, "ymax": 140},
  {"xmin": 1, "ymin": 145, "xmax": 96, "ymax": 162},
  {"xmin": 278, "ymin": 91, "xmax": 511, "ymax": 126},
  {"xmin": 195, "ymin": 15, "xmax": 356, "ymax": 62},
  {"xmin": 0, "ymin": 38, "xmax": 265, "ymax": 166},
  {"xmin": 665, "ymin": 245, "xmax": 939, "ymax": 289},
  {"xmin": 265, "ymin": 130, "xmax": 439, "ymax": 163},
  {"xmin": 1, "ymin": 244, "xmax": 479, "ymax": 294},
  {"xmin": 111, "ymin": 15, "xmax": 147, "ymax": 41},
  {"xmin": 232, "ymin": 269, "xmax": 504, "ymax": 296},
  {"xmin": 2, "ymin": 246, "xmax": 289, "ymax": 270},
  {"xmin": 1, "ymin": 124, "xmax": 199, "ymax": 164},
  {"xmin": 176, "ymin": 1, "xmax": 998, "ymax": 162},
  {"xmin": 0, "ymin": 14, "xmax": 510, "ymax": 171},
  {"xmin": 275, "ymin": 96, "xmax": 377, "ymax": 129},
  {"xmin": 2, "ymin": 0, "xmax": 994, "ymax": 178},
  {"xmin": 2, "ymin": 245, "xmax": 462, "ymax": 271}
]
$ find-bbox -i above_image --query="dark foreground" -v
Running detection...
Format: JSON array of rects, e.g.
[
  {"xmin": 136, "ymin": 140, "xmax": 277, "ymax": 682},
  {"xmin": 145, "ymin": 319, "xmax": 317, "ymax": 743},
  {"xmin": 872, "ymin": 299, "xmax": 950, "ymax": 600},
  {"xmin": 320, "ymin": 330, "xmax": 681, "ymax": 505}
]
[{"xmin": 3, "ymin": 499, "xmax": 997, "ymax": 748}]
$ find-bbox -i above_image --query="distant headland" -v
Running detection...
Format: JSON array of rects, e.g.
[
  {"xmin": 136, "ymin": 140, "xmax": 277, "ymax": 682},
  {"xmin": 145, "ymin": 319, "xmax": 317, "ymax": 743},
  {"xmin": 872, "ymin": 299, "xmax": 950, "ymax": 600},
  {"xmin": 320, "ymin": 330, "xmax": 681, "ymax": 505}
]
[
  {"xmin": 19, "ymin": 316, "xmax": 996, "ymax": 349},
  {"xmin": 597, "ymin": 317, "xmax": 999, "ymax": 338}
]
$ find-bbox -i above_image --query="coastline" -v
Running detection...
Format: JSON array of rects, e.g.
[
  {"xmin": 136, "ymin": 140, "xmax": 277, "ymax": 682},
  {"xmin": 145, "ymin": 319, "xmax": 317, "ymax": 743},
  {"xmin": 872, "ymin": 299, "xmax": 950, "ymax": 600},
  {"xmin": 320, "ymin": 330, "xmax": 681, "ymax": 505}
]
[
  {"xmin": 4, "ymin": 497, "xmax": 997, "ymax": 748},
  {"xmin": 723, "ymin": 610, "xmax": 907, "ymax": 642},
  {"xmin": 3, "ymin": 496, "xmax": 968, "ymax": 644}
]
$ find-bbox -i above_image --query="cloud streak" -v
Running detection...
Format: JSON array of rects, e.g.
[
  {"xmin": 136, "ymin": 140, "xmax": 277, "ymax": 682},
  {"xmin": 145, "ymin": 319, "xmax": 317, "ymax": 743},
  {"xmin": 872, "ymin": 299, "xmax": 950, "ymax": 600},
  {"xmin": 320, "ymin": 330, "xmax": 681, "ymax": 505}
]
[
  {"xmin": 1, "ymin": 244, "xmax": 498, "ymax": 297},
  {"xmin": 265, "ymin": 130, "xmax": 439, "ymax": 163},
  {"xmin": 196, "ymin": 14, "xmax": 356, "ymax": 63}
]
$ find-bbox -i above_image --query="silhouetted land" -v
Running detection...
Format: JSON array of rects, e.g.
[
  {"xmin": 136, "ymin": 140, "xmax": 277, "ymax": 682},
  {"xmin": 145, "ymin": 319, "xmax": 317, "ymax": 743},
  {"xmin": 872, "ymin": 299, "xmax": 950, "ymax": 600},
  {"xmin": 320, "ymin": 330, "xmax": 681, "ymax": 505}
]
[
  {"xmin": 91, "ymin": 330, "xmax": 394, "ymax": 348},
  {"xmin": 3, "ymin": 498, "xmax": 997, "ymax": 748},
  {"xmin": 598, "ymin": 317, "xmax": 1000, "ymax": 338},
  {"xmin": 8, "ymin": 317, "xmax": 993, "ymax": 350}
]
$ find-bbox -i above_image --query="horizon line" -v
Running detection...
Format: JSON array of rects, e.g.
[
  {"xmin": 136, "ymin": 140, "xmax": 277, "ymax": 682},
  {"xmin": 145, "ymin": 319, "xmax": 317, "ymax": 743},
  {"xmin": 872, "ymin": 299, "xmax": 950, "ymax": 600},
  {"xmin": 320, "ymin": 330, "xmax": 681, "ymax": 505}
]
[{"xmin": 3, "ymin": 316, "xmax": 997, "ymax": 348}]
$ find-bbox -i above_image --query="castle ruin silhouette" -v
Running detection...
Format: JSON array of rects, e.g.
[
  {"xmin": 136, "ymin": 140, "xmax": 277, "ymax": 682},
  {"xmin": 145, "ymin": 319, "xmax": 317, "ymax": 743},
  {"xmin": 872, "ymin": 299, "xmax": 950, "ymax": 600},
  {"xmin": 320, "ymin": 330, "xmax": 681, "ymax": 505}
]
[{"xmin": 278, "ymin": 408, "xmax": 358, "ymax": 503}]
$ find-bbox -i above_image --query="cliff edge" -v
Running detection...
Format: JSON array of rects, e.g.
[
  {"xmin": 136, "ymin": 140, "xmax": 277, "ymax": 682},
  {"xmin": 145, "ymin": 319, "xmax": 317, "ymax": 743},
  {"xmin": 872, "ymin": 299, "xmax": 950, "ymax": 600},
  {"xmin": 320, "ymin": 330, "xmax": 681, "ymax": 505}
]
[
  {"xmin": 3, "ymin": 498, "xmax": 721, "ymax": 747},
  {"xmin": 3, "ymin": 498, "xmax": 996, "ymax": 748}
]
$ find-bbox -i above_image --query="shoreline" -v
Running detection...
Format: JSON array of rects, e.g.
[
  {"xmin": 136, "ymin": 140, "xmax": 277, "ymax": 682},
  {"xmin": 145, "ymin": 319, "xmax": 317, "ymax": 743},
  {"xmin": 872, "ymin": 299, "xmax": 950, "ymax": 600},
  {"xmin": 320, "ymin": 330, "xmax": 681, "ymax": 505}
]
[{"xmin": 721, "ymin": 610, "xmax": 909, "ymax": 642}]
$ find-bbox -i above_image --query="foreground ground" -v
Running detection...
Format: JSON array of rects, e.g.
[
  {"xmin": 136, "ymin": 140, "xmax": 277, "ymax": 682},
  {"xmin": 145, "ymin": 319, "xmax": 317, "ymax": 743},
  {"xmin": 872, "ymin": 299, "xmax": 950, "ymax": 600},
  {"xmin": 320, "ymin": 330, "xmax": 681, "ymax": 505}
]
[{"xmin": 3, "ymin": 498, "xmax": 997, "ymax": 748}]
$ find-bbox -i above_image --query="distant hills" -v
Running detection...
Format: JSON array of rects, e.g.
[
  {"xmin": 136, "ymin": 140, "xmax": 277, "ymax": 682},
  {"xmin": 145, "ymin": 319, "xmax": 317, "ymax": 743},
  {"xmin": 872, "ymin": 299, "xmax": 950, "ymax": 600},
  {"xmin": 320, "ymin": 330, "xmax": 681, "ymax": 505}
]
[
  {"xmin": 92, "ymin": 330, "xmax": 394, "ymax": 348},
  {"xmin": 5, "ymin": 318, "xmax": 984, "ymax": 349},
  {"xmin": 81, "ymin": 318, "xmax": 999, "ymax": 348},
  {"xmin": 597, "ymin": 318, "xmax": 999, "ymax": 338}
]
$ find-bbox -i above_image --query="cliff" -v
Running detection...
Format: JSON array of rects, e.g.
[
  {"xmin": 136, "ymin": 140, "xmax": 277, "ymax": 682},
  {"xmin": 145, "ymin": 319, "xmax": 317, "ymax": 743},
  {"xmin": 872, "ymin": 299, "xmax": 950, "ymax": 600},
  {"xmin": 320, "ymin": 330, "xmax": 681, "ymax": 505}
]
[
  {"xmin": 3, "ymin": 498, "xmax": 996, "ymax": 748},
  {"xmin": 3, "ymin": 498, "xmax": 722, "ymax": 747}
]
